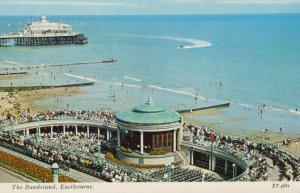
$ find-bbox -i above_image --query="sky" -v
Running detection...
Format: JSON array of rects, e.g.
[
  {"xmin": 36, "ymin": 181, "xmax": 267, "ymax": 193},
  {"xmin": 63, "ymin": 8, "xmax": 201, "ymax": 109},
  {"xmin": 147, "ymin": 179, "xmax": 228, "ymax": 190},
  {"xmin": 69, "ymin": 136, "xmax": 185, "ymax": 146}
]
[{"xmin": 0, "ymin": 0, "xmax": 300, "ymax": 15}]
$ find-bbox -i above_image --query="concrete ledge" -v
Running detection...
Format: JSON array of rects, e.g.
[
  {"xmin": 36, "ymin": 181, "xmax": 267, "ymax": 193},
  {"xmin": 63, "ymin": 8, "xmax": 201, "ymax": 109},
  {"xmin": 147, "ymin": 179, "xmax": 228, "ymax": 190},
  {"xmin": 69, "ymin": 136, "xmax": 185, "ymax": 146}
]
[{"xmin": 117, "ymin": 149, "xmax": 175, "ymax": 165}]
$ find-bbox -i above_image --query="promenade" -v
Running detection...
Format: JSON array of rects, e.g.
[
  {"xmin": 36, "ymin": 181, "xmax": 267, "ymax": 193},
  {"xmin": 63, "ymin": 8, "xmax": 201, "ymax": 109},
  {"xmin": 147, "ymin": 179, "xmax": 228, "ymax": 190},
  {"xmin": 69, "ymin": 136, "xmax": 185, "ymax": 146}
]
[
  {"xmin": 0, "ymin": 167, "xmax": 26, "ymax": 183},
  {"xmin": 0, "ymin": 146, "xmax": 104, "ymax": 182}
]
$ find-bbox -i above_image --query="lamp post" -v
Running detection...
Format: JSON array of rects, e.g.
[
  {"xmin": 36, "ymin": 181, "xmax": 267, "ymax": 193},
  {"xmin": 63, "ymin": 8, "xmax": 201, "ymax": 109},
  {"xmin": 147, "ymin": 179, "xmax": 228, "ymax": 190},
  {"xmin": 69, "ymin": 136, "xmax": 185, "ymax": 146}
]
[
  {"xmin": 232, "ymin": 164, "xmax": 236, "ymax": 181},
  {"xmin": 50, "ymin": 163, "xmax": 60, "ymax": 183},
  {"xmin": 295, "ymin": 142, "xmax": 299, "ymax": 158}
]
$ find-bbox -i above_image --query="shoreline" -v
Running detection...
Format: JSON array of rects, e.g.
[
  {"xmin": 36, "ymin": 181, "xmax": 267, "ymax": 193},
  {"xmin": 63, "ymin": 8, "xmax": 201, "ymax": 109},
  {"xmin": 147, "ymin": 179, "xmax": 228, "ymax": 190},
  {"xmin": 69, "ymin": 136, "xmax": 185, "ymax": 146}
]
[{"xmin": 0, "ymin": 76, "xmax": 299, "ymax": 157}]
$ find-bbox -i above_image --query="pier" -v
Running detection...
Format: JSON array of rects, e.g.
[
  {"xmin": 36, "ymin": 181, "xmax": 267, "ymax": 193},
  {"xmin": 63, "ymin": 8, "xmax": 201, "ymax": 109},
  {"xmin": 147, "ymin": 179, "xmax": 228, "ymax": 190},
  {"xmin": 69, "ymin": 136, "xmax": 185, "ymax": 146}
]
[{"xmin": 0, "ymin": 34, "xmax": 87, "ymax": 46}]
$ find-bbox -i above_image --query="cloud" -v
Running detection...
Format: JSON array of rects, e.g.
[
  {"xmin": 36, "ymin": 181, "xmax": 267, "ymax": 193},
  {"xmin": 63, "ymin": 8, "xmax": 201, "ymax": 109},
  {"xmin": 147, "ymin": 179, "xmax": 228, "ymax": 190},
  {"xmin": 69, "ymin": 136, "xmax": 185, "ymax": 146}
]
[
  {"xmin": 216, "ymin": 0, "xmax": 300, "ymax": 3},
  {"xmin": 0, "ymin": 1, "xmax": 139, "ymax": 7}
]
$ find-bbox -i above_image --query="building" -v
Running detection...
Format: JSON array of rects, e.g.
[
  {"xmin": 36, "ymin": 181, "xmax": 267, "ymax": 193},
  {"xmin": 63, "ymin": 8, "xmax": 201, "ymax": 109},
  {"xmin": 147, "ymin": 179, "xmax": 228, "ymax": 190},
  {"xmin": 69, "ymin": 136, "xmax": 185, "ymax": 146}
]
[
  {"xmin": 115, "ymin": 95, "xmax": 183, "ymax": 164},
  {"xmin": 0, "ymin": 15, "xmax": 88, "ymax": 46}
]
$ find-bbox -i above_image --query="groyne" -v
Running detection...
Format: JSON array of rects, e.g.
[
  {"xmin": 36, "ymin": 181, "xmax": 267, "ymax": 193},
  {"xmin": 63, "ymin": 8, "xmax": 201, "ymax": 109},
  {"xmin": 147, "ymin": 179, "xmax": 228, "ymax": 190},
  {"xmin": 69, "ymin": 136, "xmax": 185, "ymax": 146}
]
[
  {"xmin": 177, "ymin": 103, "xmax": 230, "ymax": 113},
  {"xmin": 0, "ymin": 72, "xmax": 28, "ymax": 76},
  {"xmin": 0, "ymin": 59, "xmax": 117, "ymax": 71},
  {"xmin": 0, "ymin": 82, "xmax": 95, "ymax": 92}
]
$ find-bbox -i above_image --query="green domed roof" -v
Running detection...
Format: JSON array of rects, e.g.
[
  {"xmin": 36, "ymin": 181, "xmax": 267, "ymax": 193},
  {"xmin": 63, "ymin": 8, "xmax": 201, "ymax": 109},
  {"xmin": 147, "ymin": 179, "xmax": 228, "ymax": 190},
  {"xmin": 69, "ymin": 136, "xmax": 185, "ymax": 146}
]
[
  {"xmin": 116, "ymin": 95, "xmax": 181, "ymax": 125},
  {"xmin": 133, "ymin": 103, "xmax": 165, "ymax": 113}
]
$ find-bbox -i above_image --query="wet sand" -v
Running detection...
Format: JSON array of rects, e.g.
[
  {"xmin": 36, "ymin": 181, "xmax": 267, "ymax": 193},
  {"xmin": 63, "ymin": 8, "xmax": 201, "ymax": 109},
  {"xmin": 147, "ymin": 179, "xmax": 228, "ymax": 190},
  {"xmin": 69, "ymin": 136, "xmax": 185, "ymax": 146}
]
[
  {"xmin": 0, "ymin": 73, "xmax": 28, "ymax": 81},
  {"xmin": 181, "ymin": 108, "xmax": 221, "ymax": 116},
  {"xmin": 0, "ymin": 87, "xmax": 84, "ymax": 115}
]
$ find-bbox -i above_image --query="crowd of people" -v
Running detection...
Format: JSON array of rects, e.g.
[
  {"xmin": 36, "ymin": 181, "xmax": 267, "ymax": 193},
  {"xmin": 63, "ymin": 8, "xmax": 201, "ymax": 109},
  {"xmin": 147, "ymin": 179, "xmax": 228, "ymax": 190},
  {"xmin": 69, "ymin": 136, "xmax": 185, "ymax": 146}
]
[
  {"xmin": 0, "ymin": 111, "xmax": 299, "ymax": 182},
  {"xmin": 0, "ymin": 109, "xmax": 116, "ymax": 127},
  {"xmin": 182, "ymin": 123, "xmax": 300, "ymax": 181}
]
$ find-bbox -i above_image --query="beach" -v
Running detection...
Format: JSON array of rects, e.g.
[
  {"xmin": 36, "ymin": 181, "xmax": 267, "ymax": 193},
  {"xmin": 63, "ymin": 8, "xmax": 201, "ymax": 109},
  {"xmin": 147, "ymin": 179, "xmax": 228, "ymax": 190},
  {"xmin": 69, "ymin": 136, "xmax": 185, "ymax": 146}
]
[
  {"xmin": 0, "ymin": 86, "xmax": 84, "ymax": 115},
  {"xmin": 0, "ymin": 73, "xmax": 28, "ymax": 81}
]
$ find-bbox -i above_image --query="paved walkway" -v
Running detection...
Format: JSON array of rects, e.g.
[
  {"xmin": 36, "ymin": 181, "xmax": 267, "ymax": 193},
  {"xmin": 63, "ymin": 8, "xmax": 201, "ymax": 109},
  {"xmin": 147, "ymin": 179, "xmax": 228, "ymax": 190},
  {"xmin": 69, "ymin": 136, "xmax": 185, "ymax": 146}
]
[
  {"xmin": 265, "ymin": 157, "xmax": 281, "ymax": 181},
  {"xmin": 0, "ymin": 146, "xmax": 105, "ymax": 182},
  {"xmin": 184, "ymin": 165, "xmax": 222, "ymax": 179},
  {"xmin": 0, "ymin": 167, "xmax": 27, "ymax": 183}
]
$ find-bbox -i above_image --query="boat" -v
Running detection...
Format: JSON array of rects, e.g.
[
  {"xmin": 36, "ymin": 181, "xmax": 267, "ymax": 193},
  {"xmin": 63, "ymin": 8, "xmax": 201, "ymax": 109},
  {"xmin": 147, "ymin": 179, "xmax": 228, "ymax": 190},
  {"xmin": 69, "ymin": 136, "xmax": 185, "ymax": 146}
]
[{"xmin": 0, "ymin": 15, "xmax": 88, "ymax": 46}]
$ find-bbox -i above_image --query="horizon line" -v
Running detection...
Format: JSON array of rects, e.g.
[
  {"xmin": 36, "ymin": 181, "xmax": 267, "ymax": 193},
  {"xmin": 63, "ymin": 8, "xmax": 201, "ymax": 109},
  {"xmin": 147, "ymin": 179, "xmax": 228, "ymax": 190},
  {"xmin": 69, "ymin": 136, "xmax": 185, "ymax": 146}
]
[{"xmin": 1, "ymin": 12, "xmax": 300, "ymax": 17}]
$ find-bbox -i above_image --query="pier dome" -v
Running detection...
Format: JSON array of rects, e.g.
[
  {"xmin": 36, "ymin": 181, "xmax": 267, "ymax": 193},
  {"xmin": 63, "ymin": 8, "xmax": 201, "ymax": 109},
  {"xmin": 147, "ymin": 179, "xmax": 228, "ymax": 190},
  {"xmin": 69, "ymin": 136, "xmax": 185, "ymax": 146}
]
[
  {"xmin": 116, "ymin": 95, "xmax": 181, "ymax": 125},
  {"xmin": 40, "ymin": 14, "xmax": 47, "ymax": 22}
]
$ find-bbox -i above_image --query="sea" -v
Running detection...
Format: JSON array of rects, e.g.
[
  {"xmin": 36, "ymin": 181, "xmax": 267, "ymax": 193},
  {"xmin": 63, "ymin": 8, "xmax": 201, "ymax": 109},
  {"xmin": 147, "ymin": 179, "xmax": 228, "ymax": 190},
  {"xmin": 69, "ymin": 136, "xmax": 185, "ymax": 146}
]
[{"xmin": 0, "ymin": 14, "xmax": 299, "ymax": 135}]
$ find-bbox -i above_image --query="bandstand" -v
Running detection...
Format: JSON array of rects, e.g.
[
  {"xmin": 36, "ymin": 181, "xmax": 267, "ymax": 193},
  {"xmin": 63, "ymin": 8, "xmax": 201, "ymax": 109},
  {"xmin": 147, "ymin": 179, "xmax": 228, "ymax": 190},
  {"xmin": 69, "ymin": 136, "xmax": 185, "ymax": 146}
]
[{"xmin": 115, "ymin": 95, "xmax": 183, "ymax": 164}]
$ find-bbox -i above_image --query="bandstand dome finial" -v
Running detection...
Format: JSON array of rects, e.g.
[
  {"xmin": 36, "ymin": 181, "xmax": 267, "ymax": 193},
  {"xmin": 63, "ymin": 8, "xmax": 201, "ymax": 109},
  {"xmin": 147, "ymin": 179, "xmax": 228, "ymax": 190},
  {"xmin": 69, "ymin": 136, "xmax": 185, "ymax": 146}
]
[{"xmin": 147, "ymin": 93, "xmax": 153, "ymax": 105}]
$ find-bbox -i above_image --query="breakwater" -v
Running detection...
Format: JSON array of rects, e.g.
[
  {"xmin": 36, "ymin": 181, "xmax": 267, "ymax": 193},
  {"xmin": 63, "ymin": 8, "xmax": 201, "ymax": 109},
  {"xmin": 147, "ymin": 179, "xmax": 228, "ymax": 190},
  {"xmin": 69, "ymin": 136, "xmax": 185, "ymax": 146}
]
[
  {"xmin": 0, "ymin": 82, "xmax": 95, "ymax": 92},
  {"xmin": 0, "ymin": 72, "xmax": 28, "ymax": 76},
  {"xmin": 177, "ymin": 103, "xmax": 230, "ymax": 113},
  {"xmin": 0, "ymin": 59, "xmax": 117, "ymax": 71}
]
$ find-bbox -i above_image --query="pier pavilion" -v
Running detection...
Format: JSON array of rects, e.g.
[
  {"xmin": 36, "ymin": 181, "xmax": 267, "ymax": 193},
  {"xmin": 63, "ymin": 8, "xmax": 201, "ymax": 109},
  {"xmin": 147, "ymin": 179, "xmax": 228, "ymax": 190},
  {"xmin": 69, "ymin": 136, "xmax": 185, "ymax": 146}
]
[{"xmin": 115, "ymin": 95, "xmax": 183, "ymax": 164}]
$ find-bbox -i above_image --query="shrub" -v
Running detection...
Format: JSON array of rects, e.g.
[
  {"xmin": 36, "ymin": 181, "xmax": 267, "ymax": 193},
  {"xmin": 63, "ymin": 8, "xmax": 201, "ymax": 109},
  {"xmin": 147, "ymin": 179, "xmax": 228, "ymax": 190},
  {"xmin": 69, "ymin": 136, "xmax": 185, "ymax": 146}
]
[
  {"xmin": 0, "ymin": 151, "xmax": 78, "ymax": 182},
  {"xmin": 120, "ymin": 146, "xmax": 133, "ymax": 153},
  {"xmin": 149, "ymin": 150, "xmax": 166, "ymax": 155}
]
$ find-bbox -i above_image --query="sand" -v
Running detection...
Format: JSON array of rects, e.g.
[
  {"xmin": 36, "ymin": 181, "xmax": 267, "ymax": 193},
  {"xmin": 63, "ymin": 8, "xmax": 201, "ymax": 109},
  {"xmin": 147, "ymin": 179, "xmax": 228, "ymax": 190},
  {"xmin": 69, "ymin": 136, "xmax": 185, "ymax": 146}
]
[
  {"xmin": 0, "ymin": 87, "xmax": 84, "ymax": 115},
  {"xmin": 0, "ymin": 73, "xmax": 28, "ymax": 81},
  {"xmin": 181, "ymin": 108, "xmax": 221, "ymax": 116}
]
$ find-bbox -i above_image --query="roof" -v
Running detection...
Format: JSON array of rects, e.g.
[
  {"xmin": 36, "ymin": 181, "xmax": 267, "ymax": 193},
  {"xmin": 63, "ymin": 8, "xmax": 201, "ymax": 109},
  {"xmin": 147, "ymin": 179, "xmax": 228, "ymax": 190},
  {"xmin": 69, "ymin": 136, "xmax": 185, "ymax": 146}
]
[{"xmin": 116, "ymin": 96, "xmax": 181, "ymax": 125}]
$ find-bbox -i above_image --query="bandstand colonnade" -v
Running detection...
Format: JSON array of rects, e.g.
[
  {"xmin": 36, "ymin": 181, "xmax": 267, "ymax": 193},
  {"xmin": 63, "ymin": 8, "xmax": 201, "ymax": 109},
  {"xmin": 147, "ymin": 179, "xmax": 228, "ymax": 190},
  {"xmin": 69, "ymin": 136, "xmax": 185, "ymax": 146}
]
[{"xmin": 9, "ymin": 120, "xmax": 118, "ymax": 141}]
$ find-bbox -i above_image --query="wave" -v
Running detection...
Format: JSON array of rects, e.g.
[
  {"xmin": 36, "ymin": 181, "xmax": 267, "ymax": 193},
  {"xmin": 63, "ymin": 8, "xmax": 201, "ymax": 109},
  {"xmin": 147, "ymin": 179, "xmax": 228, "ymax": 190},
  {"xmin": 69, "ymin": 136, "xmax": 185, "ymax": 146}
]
[
  {"xmin": 236, "ymin": 101, "xmax": 300, "ymax": 116},
  {"xmin": 288, "ymin": 109, "xmax": 300, "ymax": 115},
  {"xmin": 124, "ymin": 76, "xmax": 142, "ymax": 82},
  {"xmin": 64, "ymin": 73, "xmax": 142, "ymax": 89},
  {"xmin": 238, "ymin": 103, "xmax": 255, "ymax": 108},
  {"xmin": 121, "ymin": 34, "xmax": 212, "ymax": 49},
  {"xmin": 149, "ymin": 85, "xmax": 205, "ymax": 100},
  {"xmin": 63, "ymin": 73, "xmax": 101, "ymax": 83},
  {"xmin": 114, "ymin": 82, "xmax": 142, "ymax": 88},
  {"xmin": 4, "ymin": 60, "xmax": 18, "ymax": 65}
]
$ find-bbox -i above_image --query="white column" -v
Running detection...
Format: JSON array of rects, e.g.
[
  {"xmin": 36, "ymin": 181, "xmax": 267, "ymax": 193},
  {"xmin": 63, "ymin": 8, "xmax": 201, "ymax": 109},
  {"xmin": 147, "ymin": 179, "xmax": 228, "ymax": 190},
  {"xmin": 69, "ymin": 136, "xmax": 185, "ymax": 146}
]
[
  {"xmin": 63, "ymin": 125, "xmax": 66, "ymax": 136},
  {"xmin": 23, "ymin": 130, "xmax": 26, "ymax": 136},
  {"xmin": 190, "ymin": 149, "xmax": 194, "ymax": 165},
  {"xmin": 209, "ymin": 155, "xmax": 212, "ymax": 170},
  {"xmin": 211, "ymin": 156, "xmax": 216, "ymax": 171},
  {"xmin": 50, "ymin": 126, "xmax": 53, "ymax": 138},
  {"xmin": 140, "ymin": 131, "xmax": 144, "ymax": 155},
  {"xmin": 106, "ymin": 129, "xmax": 110, "ymax": 141},
  {"xmin": 97, "ymin": 128, "xmax": 100, "ymax": 139},
  {"xmin": 173, "ymin": 130, "xmax": 177, "ymax": 152},
  {"xmin": 224, "ymin": 160, "xmax": 228, "ymax": 175},
  {"xmin": 130, "ymin": 130, "xmax": 133, "ymax": 138},
  {"xmin": 75, "ymin": 125, "xmax": 78, "ymax": 136},
  {"xmin": 26, "ymin": 129, "xmax": 30, "ymax": 136},
  {"xmin": 117, "ymin": 129, "xmax": 121, "ymax": 148},
  {"xmin": 87, "ymin": 126, "xmax": 90, "ymax": 138},
  {"xmin": 38, "ymin": 127, "xmax": 41, "ymax": 136},
  {"xmin": 177, "ymin": 128, "xmax": 182, "ymax": 151}
]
